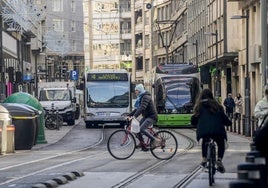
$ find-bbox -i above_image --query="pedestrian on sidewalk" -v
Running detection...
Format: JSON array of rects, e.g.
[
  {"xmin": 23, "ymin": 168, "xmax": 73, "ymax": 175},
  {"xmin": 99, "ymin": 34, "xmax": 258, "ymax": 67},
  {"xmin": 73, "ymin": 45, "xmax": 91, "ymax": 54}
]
[
  {"xmin": 223, "ymin": 93, "xmax": 235, "ymax": 120},
  {"xmin": 234, "ymin": 93, "xmax": 242, "ymax": 121}
]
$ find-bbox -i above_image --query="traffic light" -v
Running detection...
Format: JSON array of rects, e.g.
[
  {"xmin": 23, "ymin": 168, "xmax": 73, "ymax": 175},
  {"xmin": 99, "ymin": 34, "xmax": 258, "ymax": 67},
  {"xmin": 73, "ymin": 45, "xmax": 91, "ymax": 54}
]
[{"xmin": 61, "ymin": 65, "xmax": 67, "ymax": 78}]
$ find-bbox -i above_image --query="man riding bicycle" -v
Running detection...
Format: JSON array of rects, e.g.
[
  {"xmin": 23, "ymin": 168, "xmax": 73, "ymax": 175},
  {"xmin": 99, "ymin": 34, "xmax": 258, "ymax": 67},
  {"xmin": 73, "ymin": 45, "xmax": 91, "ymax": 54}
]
[{"xmin": 127, "ymin": 84, "xmax": 161, "ymax": 151}]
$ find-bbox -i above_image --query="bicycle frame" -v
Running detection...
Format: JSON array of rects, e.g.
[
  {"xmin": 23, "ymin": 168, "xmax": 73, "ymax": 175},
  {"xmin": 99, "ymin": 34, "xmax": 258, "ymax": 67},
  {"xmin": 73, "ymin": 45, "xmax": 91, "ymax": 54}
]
[{"xmin": 125, "ymin": 121, "xmax": 156, "ymax": 148}]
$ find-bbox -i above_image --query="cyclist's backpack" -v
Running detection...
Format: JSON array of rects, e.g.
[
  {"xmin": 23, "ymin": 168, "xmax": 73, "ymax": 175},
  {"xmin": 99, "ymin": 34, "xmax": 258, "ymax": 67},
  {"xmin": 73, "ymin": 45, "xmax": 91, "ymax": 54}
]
[{"xmin": 130, "ymin": 118, "xmax": 140, "ymax": 133}]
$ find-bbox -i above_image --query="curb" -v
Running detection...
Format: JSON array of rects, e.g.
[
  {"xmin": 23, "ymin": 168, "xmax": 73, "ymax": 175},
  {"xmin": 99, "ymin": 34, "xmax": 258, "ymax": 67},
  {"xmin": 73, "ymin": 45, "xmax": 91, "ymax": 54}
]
[{"xmin": 32, "ymin": 171, "xmax": 84, "ymax": 188}]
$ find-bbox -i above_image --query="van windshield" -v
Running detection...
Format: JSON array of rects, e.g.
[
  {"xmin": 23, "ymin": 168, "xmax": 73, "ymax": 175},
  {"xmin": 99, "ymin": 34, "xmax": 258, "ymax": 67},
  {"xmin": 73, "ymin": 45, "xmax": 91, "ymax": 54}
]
[{"xmin": 39, "ymin": 89, "xmax": 72, "ymax": 101}]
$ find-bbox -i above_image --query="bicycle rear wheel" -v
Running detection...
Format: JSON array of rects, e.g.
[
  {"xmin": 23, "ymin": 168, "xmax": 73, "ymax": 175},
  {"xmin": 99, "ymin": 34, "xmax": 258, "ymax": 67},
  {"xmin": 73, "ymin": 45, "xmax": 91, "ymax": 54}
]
[
  {"xmin": 150, "ymin": 130, "xmax": 178, "ymax": 160},
  {"xmin": 45, "ymin": 115, "xmax": 58, "ymax": 130},
  {"xmin": 107, "ymin": 130, "xmax": 136, "ymax": 160},
  {"xmin": 208, "ymin": 145, "xmax": 216, "ymax": 186}
]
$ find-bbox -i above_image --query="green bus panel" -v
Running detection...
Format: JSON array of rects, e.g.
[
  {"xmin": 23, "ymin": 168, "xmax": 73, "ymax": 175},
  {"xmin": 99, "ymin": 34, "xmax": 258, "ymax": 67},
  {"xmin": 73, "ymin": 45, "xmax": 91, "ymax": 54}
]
[{"xmin": 156, "ymin": 114, "xmax": 194, "ymax": 128}]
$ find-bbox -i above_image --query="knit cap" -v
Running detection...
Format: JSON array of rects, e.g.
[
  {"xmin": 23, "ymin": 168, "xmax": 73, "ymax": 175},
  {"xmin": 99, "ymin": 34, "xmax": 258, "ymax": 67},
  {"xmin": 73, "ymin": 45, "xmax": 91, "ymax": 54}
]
[{"xmin": 135, "ymin": 84, "xmax": 145, "ymax": 93}]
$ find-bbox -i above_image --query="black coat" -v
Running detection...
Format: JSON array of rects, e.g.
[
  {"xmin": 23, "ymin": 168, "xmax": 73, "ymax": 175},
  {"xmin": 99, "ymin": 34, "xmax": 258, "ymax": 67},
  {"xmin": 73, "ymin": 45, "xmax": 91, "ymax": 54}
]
[
  {"xmin": 191, "ymin": 105, "xmax": 232, "ymax": 141},
  {"xmin": 129, "ymin": 91, "xmax": 158, "ymax": 121},
  {"xmin": 223, "ymin": 97, "xmax": 235, "ymax": 113}
]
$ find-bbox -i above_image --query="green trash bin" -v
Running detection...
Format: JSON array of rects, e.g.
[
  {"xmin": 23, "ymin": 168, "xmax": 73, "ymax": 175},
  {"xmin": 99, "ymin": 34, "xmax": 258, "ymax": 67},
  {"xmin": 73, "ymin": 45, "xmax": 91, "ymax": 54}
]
[
  {"xmin": 2, "ymin": 103, "xmax": 40, "ymax": 150},
  {"xmin": 3, "ymin": 92, "xmax": 47, "ymax": 144}
]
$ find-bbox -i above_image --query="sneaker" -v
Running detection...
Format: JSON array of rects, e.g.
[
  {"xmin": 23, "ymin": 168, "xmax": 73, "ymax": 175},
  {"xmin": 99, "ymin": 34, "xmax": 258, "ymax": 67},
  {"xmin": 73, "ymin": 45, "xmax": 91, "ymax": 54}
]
[
  {"xmin": 141, "ymin": 146, "xmax": 149, "ymax": 152},
  {"xmin": 135, "ymin": 143, "xmax": 142, "ymax": 149},
  {"xmin": 200, "ymin": 158, "xmax": 207, "ymax": 168},
  {"xmin": 216, "ymin": 159, "xmax": 225, "ymax": 173}
]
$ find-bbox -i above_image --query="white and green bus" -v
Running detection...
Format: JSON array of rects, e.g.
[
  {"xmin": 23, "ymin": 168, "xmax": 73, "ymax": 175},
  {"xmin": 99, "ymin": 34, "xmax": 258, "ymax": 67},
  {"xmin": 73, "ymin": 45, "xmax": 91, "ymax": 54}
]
[{"xmin": 84, "ymin": 69, "xmax": 132, "ymax": 128}]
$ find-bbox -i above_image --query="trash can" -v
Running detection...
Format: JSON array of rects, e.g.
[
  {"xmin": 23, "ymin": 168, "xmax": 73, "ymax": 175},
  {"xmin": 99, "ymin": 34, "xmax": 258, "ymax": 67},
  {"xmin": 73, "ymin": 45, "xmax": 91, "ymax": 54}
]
[
  {"xmin": 2, "ymin": 103, "xmax": 41, "ymax": 146},
  {"xmin": 3, "ymin": 92, "xmax": 47, "ymax": 144},
  {"xmin": 2, "ymin": 103, "xmax": 38, "ymax": 150},
  {"xmin": 0, "ymin": 105, "xmax": 14, "ymax": 154}
]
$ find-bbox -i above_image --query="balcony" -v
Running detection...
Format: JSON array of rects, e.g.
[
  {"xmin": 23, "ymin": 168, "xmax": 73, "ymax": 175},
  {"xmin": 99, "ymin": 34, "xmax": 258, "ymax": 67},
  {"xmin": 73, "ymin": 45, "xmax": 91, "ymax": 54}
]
[{"xmin": 121, "ymin": 29, "xmax": 132, "ymax": 39}]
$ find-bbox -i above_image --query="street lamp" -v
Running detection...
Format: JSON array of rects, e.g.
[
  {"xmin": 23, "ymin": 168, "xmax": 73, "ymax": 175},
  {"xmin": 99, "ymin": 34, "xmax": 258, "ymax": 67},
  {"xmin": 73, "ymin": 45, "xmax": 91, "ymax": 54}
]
[
  {"xmin": 204, "ymin": 30, "xmax": 220, "ymax": 100},
  {"xmin": 231, "ymin": 10, "xmax": 250, "ymax": 137}
]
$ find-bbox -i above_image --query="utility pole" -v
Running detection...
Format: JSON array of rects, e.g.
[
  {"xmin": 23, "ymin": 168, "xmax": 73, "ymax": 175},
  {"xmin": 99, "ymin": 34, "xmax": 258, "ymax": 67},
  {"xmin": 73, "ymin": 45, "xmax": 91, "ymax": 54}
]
[
  {"xmin": 0, "ymin": 1, "xmax": 6, "ymax": 101},
  {"xmin": 155, "ymin": 20, "xmax": 179, "ymax": 64},
  {"xmin": 261, "ymin": 0, "xmax": 268, "ymax": 85},
  {"xmin": 205, "ymin": 30, "xmax": 220, "ymax": 99},
  {"xmin": 231, "ymin": 10, "xmax": 250, "ymax": 136}
]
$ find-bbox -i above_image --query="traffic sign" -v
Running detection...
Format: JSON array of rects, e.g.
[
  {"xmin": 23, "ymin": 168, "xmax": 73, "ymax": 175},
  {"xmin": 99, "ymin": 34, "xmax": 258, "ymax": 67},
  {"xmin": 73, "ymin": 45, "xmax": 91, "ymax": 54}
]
[{"xmin": 70, "ymin": 70, "xmax": 79, "ymax": 80}]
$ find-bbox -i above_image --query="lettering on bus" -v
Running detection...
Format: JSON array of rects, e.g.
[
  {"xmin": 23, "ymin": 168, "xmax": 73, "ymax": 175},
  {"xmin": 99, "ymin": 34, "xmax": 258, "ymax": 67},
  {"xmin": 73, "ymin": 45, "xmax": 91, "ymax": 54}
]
[{"xmin": 87, "ymin": 73, "xmax": 128, "ymax": 81}]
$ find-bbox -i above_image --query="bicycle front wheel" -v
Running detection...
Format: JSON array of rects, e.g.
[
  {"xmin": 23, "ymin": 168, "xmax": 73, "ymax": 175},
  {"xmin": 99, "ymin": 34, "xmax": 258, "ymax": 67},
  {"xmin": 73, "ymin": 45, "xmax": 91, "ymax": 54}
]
[
  {"xmin": 150, "ymin": 130, "xmax": 178, "ymax": 160},
  {"xmin": 107, "ymin": 130, "xmax": 136, "ymax": 160}
]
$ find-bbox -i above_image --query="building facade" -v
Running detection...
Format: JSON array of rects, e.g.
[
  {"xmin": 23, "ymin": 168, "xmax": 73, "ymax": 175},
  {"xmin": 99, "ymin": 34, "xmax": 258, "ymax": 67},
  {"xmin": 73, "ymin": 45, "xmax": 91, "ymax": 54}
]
[
  {"xmin": 83, "ymin": 0, "xmax": 132, "ymax": 71},
  {"xmin": 131, "ymin": 0, "xmax": 268, "ymax": 119},
  {"xmin": 44, "ymin": 0, "xmax": 84, "ymax": 83},
  {"xmin": 0, "ymin": 0, "xmax": 47, "ymax": 99}
]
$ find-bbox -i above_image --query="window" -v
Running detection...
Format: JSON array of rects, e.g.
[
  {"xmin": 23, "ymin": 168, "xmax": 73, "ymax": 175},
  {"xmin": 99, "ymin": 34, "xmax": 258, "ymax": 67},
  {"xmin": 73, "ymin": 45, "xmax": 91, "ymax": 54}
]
[
  {"xmin": 71, "ymin": 20, "xmax": 76, "ymax": 32},
  {"xmin": 52, "ymin": 0, "xmax": 63, "ymax": 12},
  {"xmin": 52, "ymin": 19, "xmax": 64, "ymax": 32},
  {"xmin": 72, "ymin": 40, "xmax": 76, "ymax": 51},
  {"xmin": 71, "ymin": 0, "xmax": 76, "ymax": 12}
]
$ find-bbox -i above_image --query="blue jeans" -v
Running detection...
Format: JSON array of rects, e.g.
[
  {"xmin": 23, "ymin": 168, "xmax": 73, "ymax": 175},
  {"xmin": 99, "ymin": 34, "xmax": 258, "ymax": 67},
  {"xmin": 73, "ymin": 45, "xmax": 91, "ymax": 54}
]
[{"xmin": 137, "ymin": 117, "xmax": 156, "ymax": 142}]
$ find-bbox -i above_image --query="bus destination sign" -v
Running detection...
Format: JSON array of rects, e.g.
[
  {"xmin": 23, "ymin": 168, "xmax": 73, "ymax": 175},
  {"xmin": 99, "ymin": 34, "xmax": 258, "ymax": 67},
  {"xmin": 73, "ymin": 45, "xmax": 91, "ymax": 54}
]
[{"xmin": 87, "ymin": 73, "xmax": 128, "ymax": 81}]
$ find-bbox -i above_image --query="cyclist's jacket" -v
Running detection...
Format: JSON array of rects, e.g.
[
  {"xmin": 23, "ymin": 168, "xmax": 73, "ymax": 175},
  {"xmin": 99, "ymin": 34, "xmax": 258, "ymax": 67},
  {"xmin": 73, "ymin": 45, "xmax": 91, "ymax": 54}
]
[
  {"xmin": 129, "ymin": 91, "xmax": 158, "ymax": 121},
  {"xmin": 191, "ymin": 101, "xmax": 232, "ymax": 141}
]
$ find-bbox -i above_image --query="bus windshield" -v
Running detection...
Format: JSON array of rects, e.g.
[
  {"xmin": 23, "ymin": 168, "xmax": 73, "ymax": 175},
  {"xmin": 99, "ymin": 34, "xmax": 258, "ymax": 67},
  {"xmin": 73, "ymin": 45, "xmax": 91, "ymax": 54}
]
[
  {"xmin": 160, "ymin": 76, "xmax": 199, "ymax": 113},
  {"xmin": 165, "ymin": 84, "xmax": 191, "ymax": 110},
  {"xmin": 87, "ymin": 81, "xmax": 129, "ymax": 108}
]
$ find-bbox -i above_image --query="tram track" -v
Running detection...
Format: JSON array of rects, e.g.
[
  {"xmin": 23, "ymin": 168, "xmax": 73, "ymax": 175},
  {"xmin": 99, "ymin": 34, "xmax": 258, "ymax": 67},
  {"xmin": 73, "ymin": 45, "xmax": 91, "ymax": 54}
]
[
  {"xmin": 0, "ymin": 124, "xmax": 107, "ymax": 187},
  {"xmin": 110, "ymin": 129, "xmax": 199, "ymax": 188},
  {"xmin": 0, "ymin": 126, "xmax": 206, "ymax": 188}
]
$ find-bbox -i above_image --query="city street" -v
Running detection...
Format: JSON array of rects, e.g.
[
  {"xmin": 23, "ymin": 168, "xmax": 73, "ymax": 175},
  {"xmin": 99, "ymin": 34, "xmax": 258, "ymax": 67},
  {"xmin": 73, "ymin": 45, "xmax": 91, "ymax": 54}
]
[{"xmin": 0, "ymin": 119, "xmax": 251, "ymax": 188}]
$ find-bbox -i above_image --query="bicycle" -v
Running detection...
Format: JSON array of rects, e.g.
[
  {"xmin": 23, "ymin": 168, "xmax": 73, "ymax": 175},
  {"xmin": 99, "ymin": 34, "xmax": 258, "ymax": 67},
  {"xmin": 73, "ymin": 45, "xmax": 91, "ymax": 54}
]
[
  {"xmin": 45, "ymin": 103, "xmax": 63, "ymax": 130},
  {"xmin": 205, "ymin": 138, "xmax": 217, "ymax": 186},
  {"xmin": 107, "ymin": 119, "xmax": 178, "ymax": 160}
]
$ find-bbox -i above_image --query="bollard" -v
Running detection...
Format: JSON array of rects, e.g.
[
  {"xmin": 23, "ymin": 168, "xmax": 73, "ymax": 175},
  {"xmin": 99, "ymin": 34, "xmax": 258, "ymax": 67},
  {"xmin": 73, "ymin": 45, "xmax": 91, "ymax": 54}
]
[
  {"xmin": 242, "ymin": 115, "xmax": 246, "ymax": 136},
  {"xmin": 250, "ymin": 142, "xmax": 257, "ymax": 151},
  {"xmin": 246, "ymin": 155, "xmax": 255, "ymax": 163},
  {"xmin": 237, "ymin": 162, "xmax": 267, "ymax": 188},
  {"xmin": 229, "ymin": 179, "xmax": 255, "ymax": 188},
  {"xmin": 246, "ymin": 151, "xmax": 267, "ymax": 188},
  {"xmin": 234, "ymin": 118, "xmax": 237, "ymax": 133},
  {"xmin": 238, "ymin": 117, "xmax": 241, "ymax": 134},
  {"xmin": 246, "ymin": 151, "xmax": 266, "ymax": 165}
]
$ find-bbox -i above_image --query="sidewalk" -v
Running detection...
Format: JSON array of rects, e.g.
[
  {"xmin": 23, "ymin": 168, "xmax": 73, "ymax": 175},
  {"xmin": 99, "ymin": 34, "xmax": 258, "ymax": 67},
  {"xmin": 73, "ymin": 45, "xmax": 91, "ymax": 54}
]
[{"xmin": 33, "ymin": 122, "xmax": 76, "ymax": 150}]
